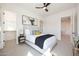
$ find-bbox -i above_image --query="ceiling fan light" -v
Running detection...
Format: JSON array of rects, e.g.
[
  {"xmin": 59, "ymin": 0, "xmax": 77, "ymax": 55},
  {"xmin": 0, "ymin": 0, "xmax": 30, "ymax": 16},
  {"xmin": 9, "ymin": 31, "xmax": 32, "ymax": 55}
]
[{"xmin": 43, "ymin": 7, "xmax": 47, "ymax": 9}]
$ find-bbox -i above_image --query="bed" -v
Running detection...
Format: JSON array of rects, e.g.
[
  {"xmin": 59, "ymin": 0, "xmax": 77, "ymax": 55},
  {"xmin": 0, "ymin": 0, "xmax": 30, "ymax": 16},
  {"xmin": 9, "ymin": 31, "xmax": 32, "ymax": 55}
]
[{"xmin": 24, "ymin": 29, "xmax": 57, "ymax": 56}]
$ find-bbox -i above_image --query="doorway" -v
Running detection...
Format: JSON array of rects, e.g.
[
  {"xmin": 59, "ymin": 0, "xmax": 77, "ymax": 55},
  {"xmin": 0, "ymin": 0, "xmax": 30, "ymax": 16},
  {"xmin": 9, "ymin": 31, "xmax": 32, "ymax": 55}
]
[
  {"xmin": 61, "ymin": 16, "xmax": 72, "ymax": 42},
  {"xmin": 61, "ymin": 16, "xmax": 74, "ymax": 55}
]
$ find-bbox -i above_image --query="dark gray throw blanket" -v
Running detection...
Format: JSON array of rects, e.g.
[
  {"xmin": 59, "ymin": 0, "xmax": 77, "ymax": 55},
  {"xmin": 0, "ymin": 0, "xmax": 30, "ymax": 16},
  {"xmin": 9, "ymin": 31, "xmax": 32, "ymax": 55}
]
[{"xmin": 35, "ymin": 34, "xmax": 55, "ymax": 49}]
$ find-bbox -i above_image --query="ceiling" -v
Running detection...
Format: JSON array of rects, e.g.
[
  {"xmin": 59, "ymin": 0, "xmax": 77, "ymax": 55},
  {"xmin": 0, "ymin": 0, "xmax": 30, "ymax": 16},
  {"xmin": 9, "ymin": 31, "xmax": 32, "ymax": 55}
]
[{"xmin": 0, "ymin": 3, "xmax": 77, "ymax": 17}]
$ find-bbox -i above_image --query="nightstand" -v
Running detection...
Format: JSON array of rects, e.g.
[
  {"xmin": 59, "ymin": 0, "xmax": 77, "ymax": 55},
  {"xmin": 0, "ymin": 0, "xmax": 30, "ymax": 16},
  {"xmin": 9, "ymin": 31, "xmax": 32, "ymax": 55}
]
[{"xmin": 18, "ymin": 34, "xmax": 25, "ymax": 44}]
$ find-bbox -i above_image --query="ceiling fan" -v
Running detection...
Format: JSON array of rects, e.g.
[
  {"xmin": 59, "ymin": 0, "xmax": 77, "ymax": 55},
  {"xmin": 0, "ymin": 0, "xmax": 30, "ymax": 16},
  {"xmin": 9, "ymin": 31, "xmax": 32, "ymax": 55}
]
[{"xmin": 35, "ymin": 3, "xmax": 51, "ymax": 12}]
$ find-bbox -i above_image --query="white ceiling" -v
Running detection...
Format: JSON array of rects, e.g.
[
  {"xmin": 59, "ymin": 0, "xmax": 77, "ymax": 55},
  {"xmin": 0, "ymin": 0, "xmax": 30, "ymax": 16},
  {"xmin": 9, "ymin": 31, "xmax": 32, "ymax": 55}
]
[{"xmin": 0, "ymin": 3, "xmax": 77, "ymax": 17}]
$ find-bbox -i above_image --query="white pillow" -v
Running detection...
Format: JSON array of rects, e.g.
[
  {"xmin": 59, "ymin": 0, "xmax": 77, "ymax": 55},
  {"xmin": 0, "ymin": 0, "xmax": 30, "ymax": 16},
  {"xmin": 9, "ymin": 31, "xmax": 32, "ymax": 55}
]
[{"xmin": 25, "ymin": 29, "xmax": 31, "ymax": 35}]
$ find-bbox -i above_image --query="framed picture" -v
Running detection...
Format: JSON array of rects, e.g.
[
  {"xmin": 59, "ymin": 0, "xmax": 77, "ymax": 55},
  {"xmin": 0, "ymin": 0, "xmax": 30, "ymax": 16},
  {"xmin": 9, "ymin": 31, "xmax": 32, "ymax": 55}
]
[
  {"xmin": 22, "ymin": 15, "xmax": 30, "ymax": 25},
  {"xmin": 22, "ymin": 15, "xmax": 38, "ymax": 26}
]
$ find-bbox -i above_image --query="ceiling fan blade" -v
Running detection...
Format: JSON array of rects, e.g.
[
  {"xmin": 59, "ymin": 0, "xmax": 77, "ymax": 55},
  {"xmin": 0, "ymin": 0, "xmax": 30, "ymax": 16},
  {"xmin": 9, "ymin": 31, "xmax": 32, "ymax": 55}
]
[
  {"xmin": 45, "ymin": 3, "xmax": 50, "ymax": 7},
  {"xmin": 43, "ymin": 3, "xmax": 46, "ymax": 6},
  {"xmin": 35, "ymin": 7, "xmax": 43, "ymax": 9},
  {"xmin": 45, "ymin": 8, "xmax": 48, "ymax": 12}
]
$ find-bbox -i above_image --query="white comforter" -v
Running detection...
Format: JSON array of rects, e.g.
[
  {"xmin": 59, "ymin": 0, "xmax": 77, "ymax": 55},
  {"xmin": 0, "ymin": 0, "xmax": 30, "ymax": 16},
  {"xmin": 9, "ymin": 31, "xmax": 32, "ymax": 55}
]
[{"xmin": 25, "ymin": 34, "xmax": 57, "ymax": 49}]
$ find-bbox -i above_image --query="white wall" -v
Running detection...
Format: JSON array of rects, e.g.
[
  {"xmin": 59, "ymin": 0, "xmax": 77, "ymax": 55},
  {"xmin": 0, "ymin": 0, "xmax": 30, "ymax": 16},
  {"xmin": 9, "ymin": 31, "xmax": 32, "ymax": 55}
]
[{"xmin": 43, "ymin": 8, "xmax": 76, "ymax": 40}]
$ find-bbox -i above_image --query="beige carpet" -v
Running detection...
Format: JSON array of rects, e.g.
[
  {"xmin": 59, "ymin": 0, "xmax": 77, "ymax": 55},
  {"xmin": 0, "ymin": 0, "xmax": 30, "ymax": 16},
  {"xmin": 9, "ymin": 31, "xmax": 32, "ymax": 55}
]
[
  {"xmin": 0, "ymin": 40, "xmax": 42, "ymax": 56},
  {"xmin": 52, "ymin": 34, "xmax": 73, "ymax": 56}
]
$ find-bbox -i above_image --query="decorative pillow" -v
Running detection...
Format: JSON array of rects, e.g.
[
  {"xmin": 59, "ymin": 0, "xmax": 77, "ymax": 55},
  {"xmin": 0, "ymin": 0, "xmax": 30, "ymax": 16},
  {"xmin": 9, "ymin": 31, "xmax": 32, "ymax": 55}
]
[
  {"xmin": 35, "ymin": 31, "xmax": 41, "ymax": 35},
  {"xmin": 32, "ymin": 30, "xmax": 41, "ymax": 35}
]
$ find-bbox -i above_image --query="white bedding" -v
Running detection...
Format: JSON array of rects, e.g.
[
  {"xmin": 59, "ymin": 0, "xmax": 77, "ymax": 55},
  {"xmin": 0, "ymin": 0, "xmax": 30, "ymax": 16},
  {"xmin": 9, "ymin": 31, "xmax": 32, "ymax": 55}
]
[{"xmin": 25, "ymin": 34, "xmax": 56, "ymax": 49}]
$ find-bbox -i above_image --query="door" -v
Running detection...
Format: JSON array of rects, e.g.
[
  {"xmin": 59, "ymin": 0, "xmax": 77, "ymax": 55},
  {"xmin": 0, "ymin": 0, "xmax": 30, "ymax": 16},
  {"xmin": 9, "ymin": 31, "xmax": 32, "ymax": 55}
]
[{"xmin": 61, "ymin": 16, "xmax": 73, "ymax": 44}]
